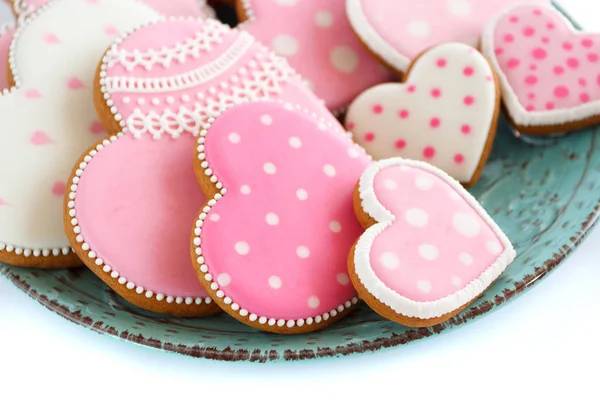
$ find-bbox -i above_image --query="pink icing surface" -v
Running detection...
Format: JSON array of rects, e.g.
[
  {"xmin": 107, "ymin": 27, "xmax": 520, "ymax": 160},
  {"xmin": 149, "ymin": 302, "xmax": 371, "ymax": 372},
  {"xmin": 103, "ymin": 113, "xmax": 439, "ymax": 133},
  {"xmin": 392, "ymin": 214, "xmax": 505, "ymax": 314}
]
[
  {"xmin": 75, "ymin": 135, "xmax": 207, "ymax": 297},
  {"xmin": 240, "ymin": 0, "xmax": 391, "ymax": 111},
  {"xmin": 201, "ymin": 101, "xmax": 371, "ymax": 319},
  {"xmin": 492, "ymin": 4, "xmax": 600, "ymax": 112},
  {"xmin": 356, "ymin": 0, "xmax": 547, "ymax": 69},
  {"xmin": 369, "ymin": 164, "xmax": 505, "ymax": 302}
]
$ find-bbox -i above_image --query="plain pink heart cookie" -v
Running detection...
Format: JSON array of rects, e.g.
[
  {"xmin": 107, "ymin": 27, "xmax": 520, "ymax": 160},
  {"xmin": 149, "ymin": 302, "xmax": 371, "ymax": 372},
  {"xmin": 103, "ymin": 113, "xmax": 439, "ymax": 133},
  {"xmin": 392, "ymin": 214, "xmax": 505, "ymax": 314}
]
[
  {"xmin": 66, "ymin": 18, "xmax": 332, "ymax": 316},
  {"xmin": 345, "ymin": 43, "xmax": 501, "ymax": 187},
  {"xmin": 350, "ymin": 158, "xmax": 516, "ymax": 328},
  {"xmin": 482, "ymin": 4, "xmax": 600, "ymax": 135},
  {"xmin": 236, "ymin": 0, "xmax": 392, "ymax": 112},
  {"xmin": 192, "ymin": 101, "xmax": 372, "ymax": 333},
  {"xmin": 346, "ymin": 0, "xmax": 548, "ymax": 74}
]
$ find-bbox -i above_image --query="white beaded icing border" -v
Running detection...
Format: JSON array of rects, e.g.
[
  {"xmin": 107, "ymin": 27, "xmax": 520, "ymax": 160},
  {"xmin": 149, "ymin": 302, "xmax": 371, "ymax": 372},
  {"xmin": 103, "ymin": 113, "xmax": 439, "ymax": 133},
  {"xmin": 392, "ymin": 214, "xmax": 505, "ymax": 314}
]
[{"xmin": 192, "ymin": 99, "xmax": 369, "ymax": 329}]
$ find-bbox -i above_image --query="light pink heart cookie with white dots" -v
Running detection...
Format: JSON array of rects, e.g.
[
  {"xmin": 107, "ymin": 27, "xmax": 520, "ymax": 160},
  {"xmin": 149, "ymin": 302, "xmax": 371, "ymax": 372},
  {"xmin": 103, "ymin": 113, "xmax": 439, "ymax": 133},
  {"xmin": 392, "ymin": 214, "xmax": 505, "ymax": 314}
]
[
  {"xmin": 346, "ymin": 43, "xmax": 500, "ymax": 187},
  {"xmin": 346, "ymin": 0, "xmax": 548, "ymax": 74},
  {"xmin": 482, "ymin": 4, "xmax": 600, "ymax": 135},
  {"xmin": 192, "ymin": 100, "xmax": 372, "ymax": 333},
  {"xmin": 350, "ymin": 158, "xmax": 515, "ymax": 327},
  {"xmin": 236, "ymin": 0, "xmax": 392, "ymax": 112}
]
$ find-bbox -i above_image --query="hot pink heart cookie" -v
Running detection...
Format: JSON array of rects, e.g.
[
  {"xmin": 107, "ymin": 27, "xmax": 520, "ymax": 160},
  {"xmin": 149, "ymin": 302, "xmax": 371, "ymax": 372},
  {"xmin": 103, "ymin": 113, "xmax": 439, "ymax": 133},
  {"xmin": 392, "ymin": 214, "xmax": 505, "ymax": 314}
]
[
  {"xmin": 67, "ymin": 18, "xmax": 332, "ymax": 316},
  {"xmin": 346, "ymin": 43, "xmax": 501, "ymax": 186},
  {"xmin": 350, "ymin": 158, "xmax": 515, "ymax": 327},
  {"xmin": 236, "ymin": 0, "xmax": 392, "ymax": 112},
  {"xmin": 192, "ymin": 101, "xmax": 371, "ymax": 333},
  {"xmin": 347, "ymin": 0, "xmax": 548, "ymax": 74},
  {"xmin": 482, "ymin": 4, "xmax": 600, "ymax": 135}
]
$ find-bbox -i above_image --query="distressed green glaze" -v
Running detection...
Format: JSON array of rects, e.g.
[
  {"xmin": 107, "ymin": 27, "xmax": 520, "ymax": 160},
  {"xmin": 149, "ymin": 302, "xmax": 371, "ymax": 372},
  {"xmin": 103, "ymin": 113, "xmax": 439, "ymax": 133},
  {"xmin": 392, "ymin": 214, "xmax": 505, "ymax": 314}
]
[{"xmin": 2, "ymin": 115, "xmax": 599, "ymax": 362}]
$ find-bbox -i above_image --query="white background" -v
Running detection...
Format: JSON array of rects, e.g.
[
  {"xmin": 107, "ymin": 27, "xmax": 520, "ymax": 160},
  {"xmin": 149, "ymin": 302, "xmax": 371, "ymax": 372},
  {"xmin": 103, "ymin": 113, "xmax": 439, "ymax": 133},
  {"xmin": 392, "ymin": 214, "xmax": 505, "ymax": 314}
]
[{"xmin": 1, "ymin": 1, "xmax": 599, "ymax": 399}]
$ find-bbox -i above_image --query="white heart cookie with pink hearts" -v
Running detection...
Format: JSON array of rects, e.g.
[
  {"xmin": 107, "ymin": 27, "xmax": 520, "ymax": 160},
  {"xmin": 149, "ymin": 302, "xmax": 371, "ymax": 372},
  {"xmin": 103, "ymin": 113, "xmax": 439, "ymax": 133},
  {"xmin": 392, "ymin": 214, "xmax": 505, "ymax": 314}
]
[
  {"xmin": 482, "ymin": 4, "xmax": 600, "ymax": 135},
  {"xmin": 351, "ymin": 158, "xmax": 515, "ymax": 327},
  {"xmin": 346, "ymin": 0, "xmax": 548, "ymax": 73},
  {"xmin": 346, "ymin": 43, "xmax": 500, "ymax": 186}
]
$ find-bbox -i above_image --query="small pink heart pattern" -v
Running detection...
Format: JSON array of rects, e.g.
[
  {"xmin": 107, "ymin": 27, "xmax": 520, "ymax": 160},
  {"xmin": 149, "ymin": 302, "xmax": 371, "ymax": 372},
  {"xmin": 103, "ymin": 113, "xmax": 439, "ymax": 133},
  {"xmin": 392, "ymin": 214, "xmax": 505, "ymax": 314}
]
[
  {"xmin": 346, "ymin": 43, "xmax": 499, "ymax": 185},
  {"xmin": 192, "ymin": 101, "xmax": 371, "ymax": 332},
  {"xmin": 482, "ymin": 4, "xmax": 600, "ymax": 133},
  {"xmin": 352, "ymin": 158, "xmax": 515, "ymax": 325}
]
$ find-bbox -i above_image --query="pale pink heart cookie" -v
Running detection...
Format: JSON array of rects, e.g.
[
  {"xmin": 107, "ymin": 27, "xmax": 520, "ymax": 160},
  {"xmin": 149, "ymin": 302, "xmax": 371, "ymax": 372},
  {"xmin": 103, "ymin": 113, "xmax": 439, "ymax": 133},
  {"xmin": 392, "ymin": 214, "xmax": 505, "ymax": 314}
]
[
  {"xmin": 346, "ymin": 43, "xmax": 500, "ymax": 186},
  {"xmin": 67, "ymin": 19, "xmax": 333, "ymax": 316},
  {"xmin": 0, "ymin": 0, "xmax": 161, "ymax": 268},
  {"xmin": 237, "ymin": 0, "xmax": 392, "ymax": 112},
  {"xmin": 192, "ymin": 101, "xmax": 372, "ymax": 333},
  {"xmin": 350, "ymin": 158, "xmax": 516, "ymax": 327},
  {"xmin": 346, "ymin": 0, "xmax": 548, "ymax": 74},
  {"xmin": 482, "ymin": 4, "xmax": 600, "ymax": 135}
]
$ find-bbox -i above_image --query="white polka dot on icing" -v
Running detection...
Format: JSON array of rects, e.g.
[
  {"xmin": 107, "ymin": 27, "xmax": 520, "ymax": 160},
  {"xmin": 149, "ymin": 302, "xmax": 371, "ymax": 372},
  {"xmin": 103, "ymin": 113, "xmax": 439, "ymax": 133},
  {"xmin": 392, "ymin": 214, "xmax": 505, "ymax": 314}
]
[
  {"xmin": 329, "ymin": 221, "xmax": 341, "ymax": 233},
  {"xmin": 228, "ymin": 132, "xmax": 241, "ymax": 144},
  {"xmin": 297, "ymin": 189, "xmax": 308, "ymax": 200},
  {"xmin": 272, "ymin": 34, "xmax": 299, "ymax": 56},
  {"xmin": 418, "ymin": 244, "xmax": 439, "ymax": 261},
  {"xmin": 217, "ymin": 273, "xmax": 231, "ymax": 287},
  {"xmin": 297, "ymin": 246, "xmax": 310, "ymax": 259},
  {"xmin": 314, "ymin": 10, "xmax": 333, "ymax": 27},
  {"xmin": 268, "ymin": 275, "xmax": 282, "ymax": 289},
  {"xmin": 449, "ymin": 191, "xmax": 461, "ymax": 201},
  {"xmin": 261, "ymin": 115, "xmax": 273, "ymax": 125},
  {"xmin": 330, "ymin": 46, "xmax": 358, "ymax": 73},
  {"xmin": 415, "ymin": 176, "xmax": 434, "ymax": 191},
  {"xmin": 405, "ymin": 208, "xmax": 428, "ymax": 227},
  {"xmin": 379, "ymin": 252, "xmax": 400, "ymax": 270},
  {"xmin": 209, "ymin": 213, "xmax": 220, "ymax": 222},
  {"xmin": 274, "ymin": 0, "xmax": 299, "ymax": 5},
  {"xmin": 308, "ymin": 296, "xmax": 320, "ymax": 309},
  {"xmin": 407, "ymin": 20, "xmax": 431, "ymax": 37},
  {"xmin": 323, "ymin": 164, "xmax": 336, "ymax": 177},
  {"xmin": 452, "ymin": 213, "xmax": 481, "ymax": 238},
  {"xmin": 447, "ymin": 0, "xmax": 472, "ymax": 17},
  {"xmin": 383, "ymin": 179, "xmax": 397, "ymax": 190},
  {"xmin": 289, "ymin": 137, "xmax": 302, "ymax": 148},
  {"xmin": 348, "ymin": 148, "xmax": 360, "ymax": 158},
  {"xmin": 263, "ymin": 162, "xmax": 277, "ymax": 175},
  {"xmin": 235, "ymin": 241, "xmax": 250, "ymax": 255},
  {"xmin": 459, "ymin": 252, "xmax": 473, "ymax": 266},
  {"xmin": 451, "ymin": 276, "xmax": 463, "ymax": 287},
  {"xmin": 417, "ymin": 280, "xmax": 432, "ymax": 293},
  {"xmin": 337, "ymin": 273, "xmax": 350, "ymax": 286},
  {"xmin": 486, "ymin": 240, "xmax": 503, "ymax": 256},
  {"xmin": 266, "ymin": 212, "xmax": 279, "ymax": 226},
  {"xmin": 240, "ymin": 185, "xmax": 251, "ymax": 195}
]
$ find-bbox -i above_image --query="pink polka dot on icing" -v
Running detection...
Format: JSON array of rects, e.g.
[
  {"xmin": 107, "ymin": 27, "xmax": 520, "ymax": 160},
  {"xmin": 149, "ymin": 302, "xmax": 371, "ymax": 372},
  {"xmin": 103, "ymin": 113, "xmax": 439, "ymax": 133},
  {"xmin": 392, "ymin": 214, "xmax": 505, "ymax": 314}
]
[
  {"xmin": 580, "ymin": 93, "xmax": 591, "ymax": 103},
  {"xmin": 509, "ymin": 15, "xmax": 519, "ymax": 23},
  {"xmin": 395, "ymin": 139, "xmax": 406, "ymax": 149},
  {"xmin": 398, "ymin": 109, "xmax": 409, "ymax": 119},
  {"xmin": 372, "ymin": 104, "xmax": 383, "ymax": 114},
  {"xmin": 364, "ymin": 132, "xmax": 375, "ymax": 142},
  {"xmin": 532, "ymin": 47, "xmax": 547, "ymax": 60},
  {"xmin": 407, "ymin": 85, "xmax": 416, "ymax": 93},
  {"xmin": 347, "ymin": 121, "xmax": 355, "ymax": 130},
  {"xmin": 454, "ymin": 154, "xmax": 464, "ymax": 164},
  {"xmin": 553, "ymin": 65, "xmax": 565, "ymax": 75},
  {"xmin": 554, "ymin": 85, "xmax": 569, "ymax": 98},
  {"xmin": 579, "ymin": 78, "xmax": 587, "ymax": 87},
  {"xmin": 463, "ymin": 66, "xmax": 474, "ymax": 77},
  {"xmin": 527, "ymin": 93, "xmax": 536, "ymax": 100},
  {"xmin": 588, "ymin": 53, "xmax": 598, "ymax": 63},
  {"xmin": 597, "ymin": 74, "xmax": 600, "ymax": 86},
  {"xmin": 545, "ymin": 102, "xmax": 555, "ymax": 110},
  {"xmin": 430, "ymin": 117, "xmax": 440, "ymax": 128},
  {"xmin": 563, "ymin": 42, "xmax": 573, "ymax": 51},
  {"xmin": 431, "ymin": 88, "xmax": 441, "ymax": 98},
  {"xmin": 495, "ymin": 48, "xmax": 504, "ymax": 56},
  {"xmin": 582, "ymin": 38, "xmax": 594, "ymax": 48},
  {"xmin": 504, "ymin": 33, "xmax": 514, "ymax": 43},
  {"xmin": 423, "ymin": 146, "xmax": 435, "ymax": 159},
  {"xmin": 507, "ymin": 58, "xmax": 520, "ymax": 69},
  {"xmin": 51, "ymin": 181, "xmax": 66, "ymax": 196},
  {"xmin": 525, "ymin": 75, "xmax": 538, "ymax": 85},
  {"xmin": 567, "ymin": 57, "xmax": 580, "ymax": 69},
  {"xmin": 461, "ymin": 124, "xmax": 471, "ymax": 135},
  {"xmin": 526, "ymin": 105, "xmax": 535, "ymax": 111},
  {"xmin": 463, "ymin": 96, "xmax": 475, "ymax": 106},
  {"xmin": 523, "ymin": 26, "xmax": 535, "ymax": 37},
  {"xmin": 546, "ymin": 22, "xmax": 555, "ymax": 30},
  {"xmin": 436, "ymin": 58, "xmax": 447, "ymax": 68},
  {"xmin": 541, "ymin": 37, "xmax": 549, "ymax": 44},
  {"xmin": 533, "ymin": 8, "xmax": 542, "ymax": 16}
]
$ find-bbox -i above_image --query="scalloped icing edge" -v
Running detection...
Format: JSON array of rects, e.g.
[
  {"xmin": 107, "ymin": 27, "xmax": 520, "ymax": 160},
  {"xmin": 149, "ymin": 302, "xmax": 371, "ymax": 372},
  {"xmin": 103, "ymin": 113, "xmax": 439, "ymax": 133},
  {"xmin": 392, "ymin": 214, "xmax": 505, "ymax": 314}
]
[
  {"xmin": 192, "ymin": 99, "xmax": 372, "ymax": 332},
  {"xmin": 481, "ymin": 3, "xmax": 600, "ymax": 129},
  {"xmin": 353, "ymin": 158, "xmax": 516, "ymax": 320}
]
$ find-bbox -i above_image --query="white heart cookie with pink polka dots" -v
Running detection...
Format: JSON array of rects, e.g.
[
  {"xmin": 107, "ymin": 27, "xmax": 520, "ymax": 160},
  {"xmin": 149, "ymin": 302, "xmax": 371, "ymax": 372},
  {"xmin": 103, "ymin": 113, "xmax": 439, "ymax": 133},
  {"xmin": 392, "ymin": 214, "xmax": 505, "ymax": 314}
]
[
  {"xmin": 237, "ymin": 0, "xmax": 391, "ymax": 112},
  {"xmin": 351, "ymin": 158, "xmax": 515, "ymax": 327},
  {"xmin": 346, "ymin": 0, "xmax": 548, "ymax": 73},
  {"xmin": 192, "ymin": 100, "xmax": 372, "ymax": 333},
  {"xmin": 346, "ymin": 43, "xmax": 500, "ymax": 186},
  {"xmin": 482, "ymin": 4, "xmax": 600, "ymax": 135}
]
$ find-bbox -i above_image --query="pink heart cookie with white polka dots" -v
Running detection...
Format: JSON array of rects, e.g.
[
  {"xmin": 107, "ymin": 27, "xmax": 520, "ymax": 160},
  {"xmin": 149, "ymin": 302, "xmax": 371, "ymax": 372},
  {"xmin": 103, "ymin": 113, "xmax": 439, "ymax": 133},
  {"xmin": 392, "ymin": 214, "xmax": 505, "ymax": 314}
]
[
  {"xmin": 350, "ymin": 158, "xmax": 515, "ymax": 327},
  {"xmin": 236, "ymin": 0, "xmax": 392, "ymax": 112},
  {"xmin": 482, "ymin": 4, "xmax": 600, "ymax": 135},
  {"xmin": 347, "ymin": 0, "xmax": 548, "ymax": 74},
  {"xmin": 192, "ymin": 100, "xmax": 372, "ymax": 333},
  {"xmin": 346, "ymin": 43, "xmax": 500, "ymax": 187}
]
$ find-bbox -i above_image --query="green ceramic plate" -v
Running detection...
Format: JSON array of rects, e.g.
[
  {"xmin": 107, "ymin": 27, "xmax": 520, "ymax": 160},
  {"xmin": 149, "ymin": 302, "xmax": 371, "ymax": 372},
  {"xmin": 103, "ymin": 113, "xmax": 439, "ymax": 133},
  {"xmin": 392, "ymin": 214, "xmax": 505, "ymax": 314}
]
[{"xmin": 2, "ymin": 3, "xmax": 597, "ymax": 363}]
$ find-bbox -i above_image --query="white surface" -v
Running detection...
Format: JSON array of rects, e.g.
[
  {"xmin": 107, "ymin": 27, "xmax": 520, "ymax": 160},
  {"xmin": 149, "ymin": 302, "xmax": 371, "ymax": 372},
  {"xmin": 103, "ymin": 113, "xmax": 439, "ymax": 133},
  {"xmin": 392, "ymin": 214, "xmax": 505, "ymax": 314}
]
[{"xmin": 1, "ymin": 1, "xmax": 599, "ymax": 399}]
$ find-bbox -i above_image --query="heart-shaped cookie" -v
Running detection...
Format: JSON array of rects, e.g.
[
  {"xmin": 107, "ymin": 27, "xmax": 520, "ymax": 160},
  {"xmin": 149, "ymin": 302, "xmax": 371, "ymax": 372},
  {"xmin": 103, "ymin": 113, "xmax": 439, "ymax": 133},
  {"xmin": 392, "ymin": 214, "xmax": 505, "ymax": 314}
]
[
  {"xmin": 67, "ymin": 18, "xmax": 332, "ymax": 316},
  {"xmin": 347, "ymin": 0, "xmax": 548, "ymax": 73},
  {"xmin": 236, "ymin": 0, "xmax": 391, "ymax": 112},
  {"xmin": 346, "ymin": 43, "xmax": 500, "ymax": 186},
  {"xmin": 350, "ymin": 158, "xmax": 515, "ymax": 327},
  {"xmin": 192, "ymin": 101, "xmax": 372, "ymax": 333},
  {"xmin": 482, "ymin": 4, "xmax": 600, "ymax": 135}
]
